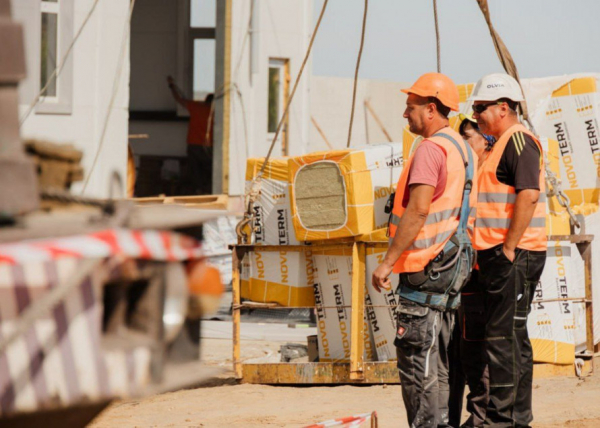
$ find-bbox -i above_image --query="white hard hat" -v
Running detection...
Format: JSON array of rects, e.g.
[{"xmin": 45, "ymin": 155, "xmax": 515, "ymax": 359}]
[{"xmin": 468, "ymin": 73, "xmax": 525, "ymax": 102}]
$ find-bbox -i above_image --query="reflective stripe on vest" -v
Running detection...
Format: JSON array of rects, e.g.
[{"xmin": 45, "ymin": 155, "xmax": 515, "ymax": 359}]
[
  {"xmin": 472, "ymin": 124, "xmax": 547, "ymax": 251},
  {"xmin": 475, "ymin": 217, "xmax": 546, "ymax": 229},
  {"xmin": 389, "ymin": 207, "xmax": 460, "ymax": 227},
  {"xmin": 478, "ymin": 192, "xmax": 547, "ymax": 204},
  {"xmin": 389, "ymin": 126, "xmax": 477, "ymax": 273}
]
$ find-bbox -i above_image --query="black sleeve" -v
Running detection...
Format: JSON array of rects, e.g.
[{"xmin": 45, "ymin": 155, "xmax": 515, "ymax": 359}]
[{"xmin": 496, "ymin": 132, "xmax": 541, "ymax": 191}]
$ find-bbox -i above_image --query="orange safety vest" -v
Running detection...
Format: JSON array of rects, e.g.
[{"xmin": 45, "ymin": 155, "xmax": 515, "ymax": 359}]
[
  {"xmin": 472, "ymin": 123, "xmax": 547, "ymax": 251},
  {"xmin": 389, "ymin": 127, "xmax": 477, "ymax": 274}
]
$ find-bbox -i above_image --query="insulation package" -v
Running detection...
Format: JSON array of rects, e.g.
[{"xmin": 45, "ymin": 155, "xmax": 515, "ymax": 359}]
[
  {"xmin": 201, "ymin": 215, "xmax": 240, "ymax": 286},
  {"xmin": 288, "ymin": 143, "xmax": 403, "ymax": 241},
  {"xmin": 538, "ymin": 77, "xmax": 600, "ymax": 206},
  {"xmin": 365, "ymin": 246, "xmax": 399, "ymax": 362},
  {"xmin": 312, "ymin": 248, "xmax": 375, "ymax": 362},
  {"xmin": 528, "ymin": 240, "xmax": 581, "ymax": 364},
  {"xmin": 240, "ymin": 248, "xmax": 315, "ymax": 307},
  {"xmin": 245, "ymin": 157, "xmax": 299, "ymax": 245},
  {"xmin": 541, "ymin": 137, "xmax": 573, "ymax": 235}
]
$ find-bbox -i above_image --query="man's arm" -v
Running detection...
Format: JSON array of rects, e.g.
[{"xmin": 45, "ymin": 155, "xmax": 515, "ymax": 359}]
[
  {"xmin": 372, "ymin": 184, "xmax": 434, "ymax": 292},
  {"xmin": 167, "ymin": 76, "xmax": 188, "ymax": 109},
  {"xmin": 502, "ymin": 189, "xmax": 539, "ymax": 261}
]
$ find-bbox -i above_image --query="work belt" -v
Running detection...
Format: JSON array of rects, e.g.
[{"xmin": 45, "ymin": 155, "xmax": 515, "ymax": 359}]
[{"xmin": 398, "ymin": 285, "xmax": 461, "ymax": 311}]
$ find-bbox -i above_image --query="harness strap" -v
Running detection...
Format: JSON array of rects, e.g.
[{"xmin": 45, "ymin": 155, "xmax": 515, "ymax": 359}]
[
  {"xmin": 398, "ymin": 285, "xmax": 461, "ymax": 310},
  {"xmin": 434, "ymin": 132, "xmax": 474, "ymax": 239}
]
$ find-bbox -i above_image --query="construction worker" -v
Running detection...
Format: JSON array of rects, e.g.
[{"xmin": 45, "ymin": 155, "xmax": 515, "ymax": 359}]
[
  {"xmin": 167, "ymin": 76, "xmax": 214, "ymax": 195},
  {"xmin": 470, "ymin": 73, "xmax": 547, "ymax": 427},
  {"xmin": 448, "ymin": 114, "xmax": 495, "ymax": 428},
  {"xmin": 372, "ymin": 73, "xmax": 477, "ymax": 428},
  {"xmin": 459, "ymin": 113, "xmax": 495, "ymax": 164}
]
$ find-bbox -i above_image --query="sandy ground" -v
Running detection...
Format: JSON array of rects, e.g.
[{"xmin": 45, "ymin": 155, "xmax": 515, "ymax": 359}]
[{"xmin": 91, "ymin": 333, "xmax": 600, "ymax": 428}]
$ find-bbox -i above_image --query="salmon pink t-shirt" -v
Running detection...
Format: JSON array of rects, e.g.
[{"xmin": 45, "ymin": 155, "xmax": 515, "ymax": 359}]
[{"xmin": 401, "ymin": 140, "xmax": 447, "ymax": 208}]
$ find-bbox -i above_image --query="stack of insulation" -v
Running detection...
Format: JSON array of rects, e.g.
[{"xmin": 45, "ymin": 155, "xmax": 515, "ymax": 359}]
[
  {"xmin": 241, "ymin": 74, "xmax": 600, "ymax": 365},
  {"xmin": 242, "ymin": 143, "xmax": 404, "ymax": 362}
]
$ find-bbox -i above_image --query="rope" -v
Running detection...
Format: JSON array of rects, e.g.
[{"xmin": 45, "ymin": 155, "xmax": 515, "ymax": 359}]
[
  {"xmin": 20, "ymin": 0, "xmax": 101, "ymax": 127},
  {"xmin": 475, "ymin": 0, "xmax": 581, "ymax": 231},
  {"xmin": 257, "ymin": 0, "xmax": 329, "ymax": 177},
  {"xmin": 475, "ymin": 0, "xmax": 527, "ymax": 120},
  {"xmin": 346, "ymin": 0, "xmax": 369, "ymax": 149},
  {"xmin": 81, "ymin": 0, "xmax": 136, "ymax": 194},
  {"xmin": 236, "ymin": 0, "xmax": 329, "ymax": 243},
  {"xmin": 433, "ymin": 0, "xmax": 441, "ymax": 73},
  {"xmin": 544, "ymin": 155, "xmax": 581, "ymax": 229}
]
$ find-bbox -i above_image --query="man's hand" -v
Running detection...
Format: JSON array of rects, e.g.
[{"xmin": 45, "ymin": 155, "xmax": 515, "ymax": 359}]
[
  {"xmin": 371, "ymin": 184, "xmax": 434, "ymax": 293},
  {"xmin": 372, "ymin": 262, "xmax": 394, "ymax": 293},
  {"xmin": 502, "ymin": 245, "xmax": 515, "ymax": 262}
]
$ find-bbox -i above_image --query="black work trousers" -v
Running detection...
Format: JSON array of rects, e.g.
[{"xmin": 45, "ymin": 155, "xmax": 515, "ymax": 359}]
[
  {"xmin": 448, "ymin": 270, "xmax": 489, "ymax": 428},
  {"xmin": 186, "ymin": 145, "xmax": 213, "ymax": 195},
  {"xmin": 478, "ymin": 245, "xmax": 546, "ymax": 428},
  {"xmin": 396, "ymin": 298, "xmax": 454, "ymax": 428}
]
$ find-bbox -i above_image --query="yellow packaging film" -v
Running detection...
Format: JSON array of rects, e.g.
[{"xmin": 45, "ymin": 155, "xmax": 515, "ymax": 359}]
[
  {"xmin": 528, "ymin": 241, "xmax": 578, "ymax": 364},
  {"xmin": 541, "ymin": 77, "xmax": 600, "ymax": 206},
  {"xmin": 245, "ymin": 157, "xmax": 299, "ymax": 245},
  {"xmin": 365, "ymin": 247, "xmax": 399, "ymax": 362},
  {"xmin": 289, "ymin": 143, "xmax": 403, "ymax": 242},
  {"xmin": 357, "ymin": 228, "xmax": 389, "ymax": 243},
  {"xmin": 312, "ymin": 249, "xmax": 376, "ymax": 362},
  {"xmin": 542, "ymin": 137, "xmax": 572, "ymax": 235},
  {"xmin": 240, "ymin": 249, "xmax": 315, "ymax": 307}
]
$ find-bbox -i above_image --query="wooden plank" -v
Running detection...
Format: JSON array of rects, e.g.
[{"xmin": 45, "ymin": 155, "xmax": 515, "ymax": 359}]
[
  {"xmin": 242, "ymin": 362, "xmax": 399, "ymax": 384},
  {"xmin": 533, "ymin": 361, "xmax": 592, "ymax": 378},
  {"xmin": 311, "ymin": 116, "xmax": 334, "ymax": 150},
  {"xmin": 221, "ymin": 0, "xmax": 232, "ymax": 194},
  {"xmin": 241, "ymin": 361, "xmax": 590, "ymax": 384},
  {"xmin": 349, "ymin": 242, "xmax": 366, "ymax": 380},
  {"xmin": 232, "ymin": 246, "xmax": 244, "ymax": 379},
  {"xmin": 577, "ymin": 240, "xmax": 595, "ymax": 373},
  {"xmin": 548, "ymin": 234, "xmax": 594, "ymax": 244}
]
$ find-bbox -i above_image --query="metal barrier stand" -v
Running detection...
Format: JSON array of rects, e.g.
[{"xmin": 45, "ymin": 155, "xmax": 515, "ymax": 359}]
[
  {"xmin": 230, "ymin": 241, "xmax": 401, "ymax": 384},
  {"xmin": 232, "ymin": 235, "xmax": 594, "ymax": 384}
]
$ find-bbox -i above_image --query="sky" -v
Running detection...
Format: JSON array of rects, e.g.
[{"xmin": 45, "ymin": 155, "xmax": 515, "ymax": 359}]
[{"xmin": 311, "ymin": 0, "xmax": 600, "ymax": 85}]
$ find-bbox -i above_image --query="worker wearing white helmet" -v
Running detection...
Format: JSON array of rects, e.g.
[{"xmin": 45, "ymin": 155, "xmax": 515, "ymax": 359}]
[{"xmin": 469, "ymin": 73, "xmax": 547, "ymax": 427}]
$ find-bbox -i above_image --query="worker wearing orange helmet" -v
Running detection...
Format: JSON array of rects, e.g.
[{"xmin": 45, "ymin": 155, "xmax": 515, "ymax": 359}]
[
  {"xmin": 372, "ymin": 73, "xmax": 477, "ymax": 428},
  {"xmin": 470, "ymin": 73, "xmax": 547, "ymax": 427}
]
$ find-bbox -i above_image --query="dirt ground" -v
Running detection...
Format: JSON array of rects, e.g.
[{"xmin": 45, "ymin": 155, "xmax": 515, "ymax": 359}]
[{"xmin": 91, "ymin": 337, "xmax": 600, "ymax": 427}]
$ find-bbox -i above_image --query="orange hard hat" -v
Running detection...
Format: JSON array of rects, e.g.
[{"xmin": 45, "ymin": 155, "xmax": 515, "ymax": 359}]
[
  {"xmin": 401, "ymin": 73, "xmax": 460, "ymax": 112},
  {"xmin": 188, "ymin": 260, "xmax": 224, "ymax": 297}
]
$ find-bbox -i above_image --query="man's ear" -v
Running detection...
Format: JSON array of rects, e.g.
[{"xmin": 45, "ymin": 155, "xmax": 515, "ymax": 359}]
[
  {"xmin": 426, "ymin": 102, "xmax": 436, "ymax": 119},
  {"xmin": 499, "ymin": 102, "xmax": 510, "ymax": 119}
]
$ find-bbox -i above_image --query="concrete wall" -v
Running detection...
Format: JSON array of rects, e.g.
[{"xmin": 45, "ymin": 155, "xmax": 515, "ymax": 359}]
[
  {"xmin": 226, "ymin": 0, "xmax": 312, "ymax": 195},
  {"xmin": 309, "ymin": 76, "xmax": 410, "ymax": 152},
  {"xmin": 14, "ymin": 0, "xmax": 131, "ymax": 198}
]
